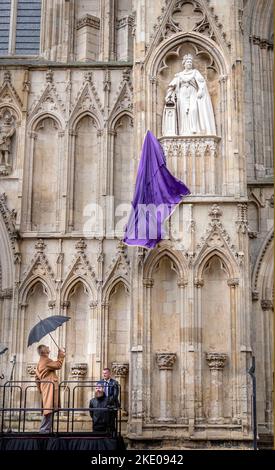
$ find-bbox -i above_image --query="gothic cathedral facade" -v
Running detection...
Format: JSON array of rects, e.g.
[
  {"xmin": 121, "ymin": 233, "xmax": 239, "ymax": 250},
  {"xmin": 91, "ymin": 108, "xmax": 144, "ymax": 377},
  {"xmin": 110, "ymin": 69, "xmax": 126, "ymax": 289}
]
[{"xmin": 0, "ymin": 0, "xmax": 273, "ymax": 448}]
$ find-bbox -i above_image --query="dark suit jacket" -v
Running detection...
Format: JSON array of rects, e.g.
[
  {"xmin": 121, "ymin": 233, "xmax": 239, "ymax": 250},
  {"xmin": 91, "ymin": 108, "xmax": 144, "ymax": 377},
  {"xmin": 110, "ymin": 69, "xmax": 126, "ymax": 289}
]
[{"xmin": 104, "ymin": 378, "xmax": 120, "ymax": 405}]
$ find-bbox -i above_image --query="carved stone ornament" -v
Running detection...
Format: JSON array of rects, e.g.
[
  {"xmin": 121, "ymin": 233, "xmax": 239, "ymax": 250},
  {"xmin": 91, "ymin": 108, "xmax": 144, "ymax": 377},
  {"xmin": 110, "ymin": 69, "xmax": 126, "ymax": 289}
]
[
  {"xmin": 261, "ymin": 299, "xmax": 273, "ymax": 311},
  {"xmin": 112, "ymin": 362, "xmax": 129, "ymax": 377},
  {"xmin": 156, "ymin": 352, "xmax": 177, "ymax": 370},
  {"xmin": 75, "ymin": 239, "xmax": 87, "ymax": 253},
  {"xmin": 26, "ymin": 363, "xmax": 37, "ymax": 377},
  {"xmin": 35, "ymin": 239, "xmax": 46, "ymax": 252},
  {"xmin": 70, "ymin": 363, "xmax": 88, "ymax": 378},
  {"xmin": 206, "ymin": 352, "xmax": 227, "ymax": 370},
  {"xmin": 208, "ymin": 204, "xmax": 222, "ymax": 220}
]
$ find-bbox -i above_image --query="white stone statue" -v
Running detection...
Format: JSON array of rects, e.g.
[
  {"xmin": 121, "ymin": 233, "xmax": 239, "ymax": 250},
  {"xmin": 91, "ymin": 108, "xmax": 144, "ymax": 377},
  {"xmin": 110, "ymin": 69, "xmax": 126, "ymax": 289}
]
[
  {"xmin": 0, "ymin": 111, "xmax": 15, "ymax": 168},
  {"xmin": 162, "ymin": 53, "xmax": 216, "ymax": 136}
]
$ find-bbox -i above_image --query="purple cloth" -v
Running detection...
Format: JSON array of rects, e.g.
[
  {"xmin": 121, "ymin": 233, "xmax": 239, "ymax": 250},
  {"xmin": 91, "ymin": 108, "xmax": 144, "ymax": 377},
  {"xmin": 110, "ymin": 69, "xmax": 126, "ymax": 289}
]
[{"xmin": 123, "ymin": 130, "xmax": 190, "ymax": 248}]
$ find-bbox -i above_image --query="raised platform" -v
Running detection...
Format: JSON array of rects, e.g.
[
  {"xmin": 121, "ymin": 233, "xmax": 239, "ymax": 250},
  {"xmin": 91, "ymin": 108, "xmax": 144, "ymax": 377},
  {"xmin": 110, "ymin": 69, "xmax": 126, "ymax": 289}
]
[{"xmin": 0, "ymin": 432, "xmax": 126, "ymax": 451}]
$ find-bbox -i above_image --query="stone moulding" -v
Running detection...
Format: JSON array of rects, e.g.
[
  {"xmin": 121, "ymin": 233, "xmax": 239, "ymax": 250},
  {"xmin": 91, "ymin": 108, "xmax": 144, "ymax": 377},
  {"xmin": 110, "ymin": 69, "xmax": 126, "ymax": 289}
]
[
  {"xmin": 159, "ymin": 135, "xmax": 220, "ymax": 195},
  {"xmin": 77, "ymin": 15, "xmax": 100, "ymax": 31}
]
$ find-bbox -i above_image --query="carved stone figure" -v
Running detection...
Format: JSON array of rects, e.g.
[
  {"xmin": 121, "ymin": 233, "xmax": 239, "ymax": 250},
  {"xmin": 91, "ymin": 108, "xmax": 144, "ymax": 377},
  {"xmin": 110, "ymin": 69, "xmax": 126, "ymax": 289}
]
[
  {"xmin": 0, "ymin": 110, "xmax": 15, "ymax": 174},
  {"xmin": 162, "ymin": 53, "xmax": 216, "ymax": 136}
]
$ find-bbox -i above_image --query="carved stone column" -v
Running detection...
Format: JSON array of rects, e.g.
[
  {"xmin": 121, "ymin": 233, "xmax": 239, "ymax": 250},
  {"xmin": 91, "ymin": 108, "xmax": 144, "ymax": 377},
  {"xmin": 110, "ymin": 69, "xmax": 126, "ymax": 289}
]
[
  {"xmin": 112, "ymin": 362, "xmax": 129, "ymax": 415},
  {"xmin": 261, "ymin": 299, "xmax": 274, "ymax": 428},
  {"xmin": 76, "ymin": 14, "xmax": 100, "ymax": 61},
  {"xmin": 206, "ymin": 353, "xmax": 227, "ymax": 423},
  {"xmin": 70, "ymin": 363, "xmax": 88, "ymax": 414},
  {"xmin": 155, "ymin": 353, "xmax": 176, "ymax": 422},
  {"xmin": 26, "ymin": 363, "xmax": 40, "ymax": 415}
]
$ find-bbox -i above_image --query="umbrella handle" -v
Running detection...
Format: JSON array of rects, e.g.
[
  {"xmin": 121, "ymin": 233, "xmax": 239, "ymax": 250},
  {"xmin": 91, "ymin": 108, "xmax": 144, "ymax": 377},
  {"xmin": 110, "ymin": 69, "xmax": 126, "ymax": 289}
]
[{"xmin": 48, "ymin": 331, "xmax": 60, "ymax": 350}]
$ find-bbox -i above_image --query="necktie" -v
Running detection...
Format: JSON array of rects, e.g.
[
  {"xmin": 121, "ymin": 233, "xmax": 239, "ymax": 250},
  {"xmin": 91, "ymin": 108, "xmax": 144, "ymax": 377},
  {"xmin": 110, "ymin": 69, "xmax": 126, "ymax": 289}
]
[{"xmin": 104, "ymin": 381, "xmax": 108, "ymax": 396}]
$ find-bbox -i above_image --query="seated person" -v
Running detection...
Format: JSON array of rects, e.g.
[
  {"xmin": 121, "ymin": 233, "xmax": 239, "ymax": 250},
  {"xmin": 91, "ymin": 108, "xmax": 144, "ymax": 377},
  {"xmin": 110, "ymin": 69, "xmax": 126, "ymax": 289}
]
[{"xmin": 89, "ymin": 381, "xmax": 116, "ymax": 434}]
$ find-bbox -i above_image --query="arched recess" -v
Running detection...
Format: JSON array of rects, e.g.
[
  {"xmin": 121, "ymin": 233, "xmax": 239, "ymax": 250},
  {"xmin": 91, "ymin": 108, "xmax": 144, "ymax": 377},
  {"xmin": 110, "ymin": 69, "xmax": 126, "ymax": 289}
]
[
  {"xmin": 107, "ymin": 111, "xmax": 134, "ymax": 236},
  {"xmin": 66, "ymin": 281, "xmax": 91, "ymax": 361},
  {"xmin": 0, "ymin": 210, "xmax": 14, "ymax": 381},
  {"xmin": 143, "ymin": 248, "xmax": 187, "ymax": 422},
  {"xmin": 143, "ymin": 243, "xmax": 188, "ymax": 281},
  {"xmin": 102, "ymin": 277, "xmax": 130, "ymax": 413},
  {"xmin": 0, "ymin": 206, "xmax": 14, "ymax": 290},
  {"xmin": 146, "ymin": 32, "xmax": 229, "ymax": 136},
  {"xmin": 22, "ymin": 281, "xmax": 52, "ymax": 371},
  {"xmin": 251, "ymin": 231, "xmax": 274, "ymax": 432},
  {"xmin": 60, "ymin": 275, "xmax": 96, "ymax": 387},
  {"xmin": 243, "ymin": 0, "xmax": 274, "ymax": 176},
  {"xmin": 68, "ymin": 112, "xmax": 100, "ymax": 232},
  {"xmin": 18, "ymin": 272, "xmax": 56, "ymax": 378},
  {"xmin": 195, "ymin": 244, "xmax": 239, "ymax": 281},
  {"xmin": 249, "ymin": 0, "xmax": 273, "ymax": 41},
  {"xmin": 25, "ymin": 114, "xmax": 64, "ymax": 232},
  {"xmin": 252, "ymin": 230, "xmax": 274, "ymax": 296},
  {"xmin": 248, "ymin": 200, "xmax": 260, "ymax": 233},
  {"xmin": 195, "ymin": 248, "xmax": 240, "ymax": 423}
]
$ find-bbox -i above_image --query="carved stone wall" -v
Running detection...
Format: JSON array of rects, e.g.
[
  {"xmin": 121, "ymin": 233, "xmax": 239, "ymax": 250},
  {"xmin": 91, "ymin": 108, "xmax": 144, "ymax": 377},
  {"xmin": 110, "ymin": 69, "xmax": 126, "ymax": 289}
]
[{"xmin": 0, "ymin": 0, "xmax": 273, "ymax": 449}]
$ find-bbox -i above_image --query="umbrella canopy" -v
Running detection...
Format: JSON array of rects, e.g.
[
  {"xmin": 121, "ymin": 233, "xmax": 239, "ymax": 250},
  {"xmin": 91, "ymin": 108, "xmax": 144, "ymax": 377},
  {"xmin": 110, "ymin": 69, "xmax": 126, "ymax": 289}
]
[
  {"xmin": 124, "ymin": 130, "xmax": 190, "ymax": 248},
  {"xmin": 27, "ymin": 315, "xmax": 70, "ymax": 347},
  {"xmin": 0, "ymin": 343, "xmax": 8, "ymax": 355}
]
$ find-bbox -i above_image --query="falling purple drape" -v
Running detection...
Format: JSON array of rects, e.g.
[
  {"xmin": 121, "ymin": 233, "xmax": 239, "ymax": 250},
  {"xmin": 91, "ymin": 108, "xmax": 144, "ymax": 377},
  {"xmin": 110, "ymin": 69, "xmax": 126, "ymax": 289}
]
[{"xmin": 123, "ymin": 130, "xmax": 190, "ymax": 248}]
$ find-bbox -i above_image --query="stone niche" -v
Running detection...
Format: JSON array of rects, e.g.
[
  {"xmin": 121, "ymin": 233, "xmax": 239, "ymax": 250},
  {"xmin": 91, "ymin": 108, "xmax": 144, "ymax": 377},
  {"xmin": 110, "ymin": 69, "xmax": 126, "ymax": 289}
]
[
  {"xmin": 0, "ymin": 107, "xmax": 17, "ymax": 176},
  {"xmin": 76, "ymin": 14, "xmax": 100, "ymax": 61},
  {"xmin": 156, "ymin": 42, "xmax": 221, "ymax": 195}
]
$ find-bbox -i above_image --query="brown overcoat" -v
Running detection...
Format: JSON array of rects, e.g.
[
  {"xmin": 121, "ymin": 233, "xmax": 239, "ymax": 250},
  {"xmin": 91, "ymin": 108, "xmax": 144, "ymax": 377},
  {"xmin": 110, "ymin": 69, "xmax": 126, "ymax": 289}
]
[{"xmin": 35, "ymin": 352, "xmax": 64, "ymax": 416}]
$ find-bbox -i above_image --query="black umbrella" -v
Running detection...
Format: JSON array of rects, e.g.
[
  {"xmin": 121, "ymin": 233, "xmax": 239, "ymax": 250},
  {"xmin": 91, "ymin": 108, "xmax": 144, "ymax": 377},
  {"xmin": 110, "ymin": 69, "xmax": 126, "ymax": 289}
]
[
  {"xmin": 0, "ymin": 344, "xmax": 8, "ymax": 379},
  {"xmin": 27, "ymin": 315, "xmax": 70, "ymax": 348},
  {"xmin": 0, "ymin": 343, "xmax": 8, "ymax": 355}
]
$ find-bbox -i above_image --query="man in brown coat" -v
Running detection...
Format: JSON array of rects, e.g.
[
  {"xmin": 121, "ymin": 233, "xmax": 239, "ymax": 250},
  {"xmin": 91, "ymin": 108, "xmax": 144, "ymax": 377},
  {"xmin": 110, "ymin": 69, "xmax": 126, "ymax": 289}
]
[{"xmin": 35, "ymin": 344, "xmax": 65, "ymax": 433}]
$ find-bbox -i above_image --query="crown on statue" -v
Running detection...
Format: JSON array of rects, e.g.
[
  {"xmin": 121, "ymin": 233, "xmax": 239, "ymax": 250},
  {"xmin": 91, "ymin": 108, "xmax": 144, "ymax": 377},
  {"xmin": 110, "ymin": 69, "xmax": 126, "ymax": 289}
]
[{"xmin": 182, "ymin": 53, "xmax": 193, "ymax": 64}]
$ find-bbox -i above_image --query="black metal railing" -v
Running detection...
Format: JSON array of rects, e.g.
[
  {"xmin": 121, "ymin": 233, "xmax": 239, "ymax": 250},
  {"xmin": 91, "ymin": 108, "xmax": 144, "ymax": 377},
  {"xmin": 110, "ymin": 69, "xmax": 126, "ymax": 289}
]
[{"xmin": 0, "ymin": 380, "xmax": 121, "ymax": 436}]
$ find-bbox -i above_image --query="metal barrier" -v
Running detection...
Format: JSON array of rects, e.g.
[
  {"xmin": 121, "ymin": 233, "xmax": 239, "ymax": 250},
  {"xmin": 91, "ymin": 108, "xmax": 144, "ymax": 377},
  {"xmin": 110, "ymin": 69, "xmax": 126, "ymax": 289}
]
[{"xmin": 0, "ymin": 380, "xmax": 121, "ymax": 435}]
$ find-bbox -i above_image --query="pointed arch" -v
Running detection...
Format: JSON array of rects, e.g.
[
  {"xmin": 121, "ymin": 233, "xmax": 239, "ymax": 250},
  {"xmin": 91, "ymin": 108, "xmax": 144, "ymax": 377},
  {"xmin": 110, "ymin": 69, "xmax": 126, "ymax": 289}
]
[
  {"xmin": 108, "ymin": 76, "xmax": 133, "ymax": 130},
  {"xmin": 144, "ymin": 247, "xmax": 184, "ymax": 421},
  {"xmin": 103, "ymin": 275, "xmax": 130, "ymax": 305},
  {"xmin": 68, "ymin": 79, "xmax": 104, "ymax": 130},
  {"xmin": 27, "ymin": 81, "xmax": 66, "ymax": 128},
  {"xmin": 19, "ymin": 274, "xmax": 56, "ymax": 305},
  {"xmin": 109, "ymin": 110, "xmax": 133, "ymax": 133},
  {"xmin": 29, "ymin": 112, "xmax": 64, "ymax": 133},
  {"xmin": 26, "ymin": 115, "xmax": 63, "ymax": 232},
  {"xmin": 248, "ymin": 0, "xmax": 274, "ymax": 41},
  {"xmin": 0, "ymin": 198, "xmax": 15, "ymax": 289},
  {"xmin": 71, "ymin": 110, "xmax": 102, "ymax": 132},
  {"xmin": 195, "ymin": 246, "xmax": 239, "ymax": 281},
  {"xmin": 0, "ymin": 75, "xmax": 23, "ymax": 122},
  {"xmin": 148, "ymin": 31, "xmax": 229, "ymax": 78},
  {"xmin": 143, "ymin": 245, "xmax": 188, "ymax": 281},
  {"xmin": 61, "ymin": 274, "xmax": 96, "ymax": 304},
  {"xmin": 252, "ymin": 229, "xmax": 274, "ymax": 296},
  {"xmin": 67, "ymin": 111, "xmax": 100, "ymax": 232},
  {"xmin": 103, "ymin": 276, "xmax": 131, "ymax": 398}
]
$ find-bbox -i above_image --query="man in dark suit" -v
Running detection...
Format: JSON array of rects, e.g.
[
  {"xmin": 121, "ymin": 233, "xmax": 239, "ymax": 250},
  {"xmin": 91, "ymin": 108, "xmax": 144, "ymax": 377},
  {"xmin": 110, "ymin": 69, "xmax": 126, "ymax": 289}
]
[{"xmin": 102, "ymin": 367, "xmax": 119, "ymax": 406}]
